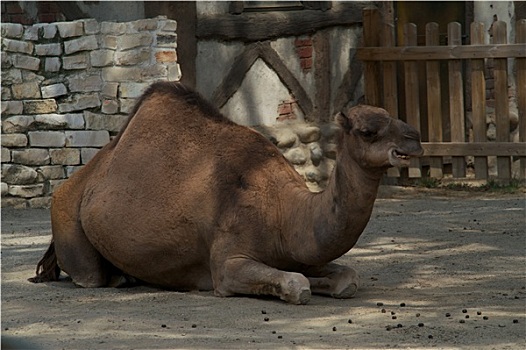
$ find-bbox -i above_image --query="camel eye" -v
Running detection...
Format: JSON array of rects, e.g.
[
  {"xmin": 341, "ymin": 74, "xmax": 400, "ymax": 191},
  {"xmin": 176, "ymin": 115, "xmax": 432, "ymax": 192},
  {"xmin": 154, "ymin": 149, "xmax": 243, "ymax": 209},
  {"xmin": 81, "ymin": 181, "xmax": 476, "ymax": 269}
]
[{"xmin": 359, "ymin": 129, "xmax": 377, "ymax": 138}]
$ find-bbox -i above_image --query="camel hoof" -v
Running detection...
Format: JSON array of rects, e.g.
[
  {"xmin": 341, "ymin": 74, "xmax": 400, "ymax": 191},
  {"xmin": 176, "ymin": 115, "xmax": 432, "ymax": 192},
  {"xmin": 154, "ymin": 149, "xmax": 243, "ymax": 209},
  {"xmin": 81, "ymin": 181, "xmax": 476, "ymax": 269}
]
[{"xmin": 332, "ymin": 282, "xmax": 358, "ymax": 299}]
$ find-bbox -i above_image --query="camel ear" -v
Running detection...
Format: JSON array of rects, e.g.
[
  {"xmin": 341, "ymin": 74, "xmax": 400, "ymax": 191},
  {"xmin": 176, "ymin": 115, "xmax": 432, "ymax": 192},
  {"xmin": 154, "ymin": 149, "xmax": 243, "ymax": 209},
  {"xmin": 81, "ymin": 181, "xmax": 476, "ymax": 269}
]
[{"xmin": 335, "ymin": 112, "xmax": 352, "ymax": 132}]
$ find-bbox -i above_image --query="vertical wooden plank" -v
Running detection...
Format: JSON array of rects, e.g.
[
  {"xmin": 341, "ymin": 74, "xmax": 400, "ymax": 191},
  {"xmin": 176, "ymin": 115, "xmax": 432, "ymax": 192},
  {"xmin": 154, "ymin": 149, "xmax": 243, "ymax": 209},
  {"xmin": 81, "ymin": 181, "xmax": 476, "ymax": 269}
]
[
  {"xmin": 447, "ymin": 22, "xmax": 466, "ymax": 178},
  {"xmin": 516, "ymin": 19, "xmax": 526, "ymax": 180},
  {"xmin": 493, "ymin": 21, "xmax": 511, "ymax": 181},
  {"xmin": 380, "ymin": 2, "xmax": 400, "ymax": 178},
  {"xmin": 470, "ymin": 22, "xmax": 488, "ymax": 179},
  {"xmin": 362, "ymin": 8, "xmax": 382, "ymax": 107},
  {"xmin": 313, "ymin": 30, "xmax": 331, "ymax": 122},
  {"xmin": 426, "ymin": 22, "xmax": 443, "ymax": 178},
  {"xmin": 403, "ymin": 23, "xmax": 422, "ymax": 178}
]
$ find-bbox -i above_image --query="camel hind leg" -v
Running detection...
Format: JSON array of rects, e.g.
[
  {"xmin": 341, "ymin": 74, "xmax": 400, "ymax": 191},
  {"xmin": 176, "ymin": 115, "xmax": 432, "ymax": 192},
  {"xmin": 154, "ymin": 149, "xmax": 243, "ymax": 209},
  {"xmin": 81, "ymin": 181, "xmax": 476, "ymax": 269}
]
[{"xmin": 303, "ymin": 262, "xmax": 359, "ymax": 299}]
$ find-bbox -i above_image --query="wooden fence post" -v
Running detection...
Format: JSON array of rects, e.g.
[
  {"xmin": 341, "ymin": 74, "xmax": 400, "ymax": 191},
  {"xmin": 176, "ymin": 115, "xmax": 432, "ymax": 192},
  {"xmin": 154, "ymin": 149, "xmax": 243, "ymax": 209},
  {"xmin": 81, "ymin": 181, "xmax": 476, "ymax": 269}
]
[
  {"xmin": 470, "ymin": 22, "xmax": 488, "ymax": 179},
  {"xmin": 362, "ymin": 8, "xmax": 382, "ymax": 107},
  {"xmin": 493, "ymin": 21, "xmax": 511, "ymax": 181},
  {"xmin": 516, "ymin": 19, "xmax": 526, "ymax": 180},
  {"xmin": 426, "ymin": 22, "xmax": 444, "ymax": 178},
  {"xmin": 403, "ymin": 23, "xmax": 422, "ymax": 178},
  {"xmin": 447, "ymin": 22, "xmax": 466, "ymax": 178}
]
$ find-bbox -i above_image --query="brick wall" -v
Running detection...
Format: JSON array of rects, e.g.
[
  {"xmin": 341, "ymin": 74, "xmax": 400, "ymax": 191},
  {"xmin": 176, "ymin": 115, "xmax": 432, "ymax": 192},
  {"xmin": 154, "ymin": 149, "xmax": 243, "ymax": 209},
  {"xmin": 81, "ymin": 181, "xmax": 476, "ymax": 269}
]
[{"xmin": 1, "ymin": 17, "xmax": 180, "ymax": 208}]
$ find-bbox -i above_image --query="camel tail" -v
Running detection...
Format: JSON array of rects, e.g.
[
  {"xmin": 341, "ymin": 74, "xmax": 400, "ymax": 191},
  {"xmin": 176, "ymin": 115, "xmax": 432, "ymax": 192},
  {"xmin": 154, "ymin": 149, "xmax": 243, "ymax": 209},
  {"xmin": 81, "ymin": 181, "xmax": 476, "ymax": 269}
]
[{"xmin": 28, "ymin": 239, "xmax": 60, "ymax": 283}]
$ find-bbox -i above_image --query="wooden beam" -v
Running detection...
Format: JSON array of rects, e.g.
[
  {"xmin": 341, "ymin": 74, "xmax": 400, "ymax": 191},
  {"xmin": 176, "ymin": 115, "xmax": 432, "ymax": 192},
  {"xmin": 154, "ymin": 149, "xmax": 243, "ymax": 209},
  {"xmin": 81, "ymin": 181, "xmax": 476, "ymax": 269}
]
[
  {"xmin": 357, "ymin": 44, "xmax": 526, "ymax": 61},
  {"xmin": 422, "ymin": 142, "xmax": 526, "ymax": 157}
]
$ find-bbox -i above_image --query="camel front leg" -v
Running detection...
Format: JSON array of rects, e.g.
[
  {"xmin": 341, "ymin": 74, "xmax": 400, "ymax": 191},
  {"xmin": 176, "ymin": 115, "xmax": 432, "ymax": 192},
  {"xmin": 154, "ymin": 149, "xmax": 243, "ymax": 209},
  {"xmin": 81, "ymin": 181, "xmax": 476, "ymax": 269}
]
[
  {"xmin": 303, "ymin": 262, "xmax": 359, "ymax": 299},
  {"xmin": 212, "ymin": 257, "xmax": 311, "ymax": 304}
]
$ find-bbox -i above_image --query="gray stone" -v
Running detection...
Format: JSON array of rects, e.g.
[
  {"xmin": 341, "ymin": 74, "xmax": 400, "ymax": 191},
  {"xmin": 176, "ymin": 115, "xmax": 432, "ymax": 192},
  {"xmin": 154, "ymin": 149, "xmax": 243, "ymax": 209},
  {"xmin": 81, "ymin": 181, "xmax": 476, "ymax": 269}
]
[
  {"xmin": 90, "ymin": 49, "xmax": 114, "ymax": 67},
  {"xmin": 101, "ymin": 99, "xmax": 119, "ymax": 114},
  {"xmin": 167, "ymin": 63, "xmax": 182, "ymax": 81},
  {"xmin": 1, "ymin": 101, "xmax": 24, "ymax": 116},
  {"xmin": 102, "ymin": 83, "xmax": 119, "ymax": 98},
  {"xmin": 1, "ymin": 134, "xmax": 28, "ymax": 147},
  {"xmin": 23, "ymin": 99, "xmax": 58, "ymax": 114},
  {"xmin": 156, "ymin": 33, "xmax": 177, "ymax": 48},
  {"xmin": 11, "ymin": 149, "xmax": 50, "ymax": 166},
  {"xmin": 29, "ymin": 196, "xmax": 52, "ymax": 208},
  {"xmin": 41, "ymin": 24, "xmax": 58, "ymax": 39},
  {"xmin": 34, "ymin": 43, "xmax": 62, "ymax": 56},
  {"xmin": 160, "ymin": 19, "xmax": 177, "ymax": 32},
  {"xmin": 119, "ymin": 98, "xmax": 136, "ymax": 114},
  {"xmin": 487, "ymin": 123, "xmax": 496, "ymax": 141},
  {"xmin": 11, "ymin": 81, "xmax": 41, "ymax": 99},
  {"xmin": 41, "ymin": 83, "xmax": 68, "ymax": 98},
  {"xmin": 274, "ymin": 128, "xmax": 298, "ymax": 148},
  {"xmin": 2, "ymin": 115, "xmax": 34, "ymax": 133},
  {"xmin": 101, "ymin": 21, "xmax": 127, "ymax": 35},
  {"xmin": 65, "ymin": 130, "xmax": 110, "ymax": 147},
  {"xmin": 84, "ymin": 111, "xmax": 127, "ymax": 132},
  {"xmin": 115, "ymin": 48, "xmax": 150, "ymax": 66},
  {"xmin": 33, "ymin": 113, "xmax": 85, "ymax": 130},
  {"xmin": 1, "ymin": 53, "xmax": 13, "ymax": 69},
  {"xmin": 1, "ymin": 148, "xmax": 10, "ymax": 162},
  {"xmin": 28, "ymin": 131, "xmax": 66, "ymax": 147},
  {"xmin": 116, "ymin": 33, "xmax": 152, "ymax": 50},
  {"xmin": 1, "ymin": 164, "xmax": 38, "ymax": 184},
  {"xmin": 1, "ymin": 197, "xmax": 28, "ymax": 208},
  {"xmin": 65, "ymin": 166, "xmax": 82, "ymax": 177},
  {"xmin": 64, "ymin": 35, "xmax": 98, "ymax": 55},
  {"xmin": 68, "ymin": 73, "xmax": 103, "ymax": 92},
  {"xmin": 1, "ymin": 182, "xmax": 8, "ymax": 196},
  {"xmin": 304, "ymin": 165, "xmax": 329, "ymax": 183},
  {"xmin": 13, "ymin": 54, "xmax": 40, "ymax": 71},
  {"xmin": 309, "ymin": 143, "xmax": 324, "ymax": 166},
  {"xmin": 283, "ymin": 147, "xmax": 308, "ymax": 165},
  {"xmin": 81, "ymin": 148, "xmax": 100, "ymax": 164},
  {"xmin": 294, "ymin": 125, "xmax": 321, "ymax": 143},
  {"xmin": 83, "ymin": 19, "xmax": 100, "ymax": 35},
  {"xmin": 62, "ymin": 53, "xmax": 88, "ymax": 70},
  {"xmin": 102, "ymin": 66, "xmax": 141, "ymax": 82},
  {"xmin": 120, "ymin": 82, "xmax": 149, "ymax": 98},
  {"xmin": 21, "ymin": 71, "xmax": 45, "ymax": 83},
  {"xmin": 8, "ymin": 184, "xmax": 45, "ymax": 198},
  {"xmin": 2, "ymin": 38, "xmax": 34, "ymax": 54},
  {"xmin": 56, "ymin": 21, "xmax": 84, "ymax": 38},
  {"xmin": 58, "ymin": 93, "xmax": 101, "ymax": 113},
  {"xmin": 1, "ymin": 23, "xmax": 24, "ymax": 38},
  {"xmin": 1, "ymin": 68, "xmax": 22, "ymax": 84},
  {"xmin": 45, "ymin": 57, "xmax": 61, "ymax": 72},
  {"xmin": 1, "ymin": 86, "xmax": 11, "ymax": 100},
  {"xmin": 50, "ymin": 148, "xmax": 80, "ymax": 165},
  {"xmin": 22, "ymin": 26, "xmax": 39, "ymax": 41},
  {"xmin": 36, "ymin": 165, "xmax": 65, "ymax": 180},
  {"xmin": 128, "ymin": 18, "xmax": 158, "ymax": 32},
  {"xmin": 102, "ymin": 35, "xmax": 117, "ymax": 50},
  {"xmin": 140, "ymin": 64, "xmax": 167, "ymax": 79}
]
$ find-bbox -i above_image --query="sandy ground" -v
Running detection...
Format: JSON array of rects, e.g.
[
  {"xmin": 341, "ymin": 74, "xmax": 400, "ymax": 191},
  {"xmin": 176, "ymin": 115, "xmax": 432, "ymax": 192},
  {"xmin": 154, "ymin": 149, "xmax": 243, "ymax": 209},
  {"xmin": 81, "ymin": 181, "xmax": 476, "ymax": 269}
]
[{"xmin": 1, "ymin": 187, "xmax": 525, "ymax": 350}]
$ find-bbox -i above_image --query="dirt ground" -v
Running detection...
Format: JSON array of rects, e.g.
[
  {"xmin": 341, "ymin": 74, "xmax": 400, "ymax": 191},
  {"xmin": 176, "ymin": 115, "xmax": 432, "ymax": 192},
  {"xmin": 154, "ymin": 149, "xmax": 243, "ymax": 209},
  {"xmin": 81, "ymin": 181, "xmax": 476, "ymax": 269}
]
[{"xmin": 1, "ymin": 186, "xmax": 525, "ymax": 350}]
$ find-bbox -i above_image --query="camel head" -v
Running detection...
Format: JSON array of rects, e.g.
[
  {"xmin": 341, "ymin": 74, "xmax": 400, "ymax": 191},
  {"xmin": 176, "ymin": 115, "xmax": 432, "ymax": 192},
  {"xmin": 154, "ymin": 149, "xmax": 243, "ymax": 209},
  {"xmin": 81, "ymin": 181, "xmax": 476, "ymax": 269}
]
[{"xmin": 336, "ymin": 105, "xmax": 423, "ymax": 170}]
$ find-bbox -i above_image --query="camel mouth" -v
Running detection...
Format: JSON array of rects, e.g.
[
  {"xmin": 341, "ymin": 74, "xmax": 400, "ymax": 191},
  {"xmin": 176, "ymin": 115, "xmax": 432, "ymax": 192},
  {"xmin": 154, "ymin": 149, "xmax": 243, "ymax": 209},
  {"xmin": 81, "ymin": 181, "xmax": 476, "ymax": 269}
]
[{"xmin": 389, "ymin": 149, "xmax": 412, "ymax": 167}]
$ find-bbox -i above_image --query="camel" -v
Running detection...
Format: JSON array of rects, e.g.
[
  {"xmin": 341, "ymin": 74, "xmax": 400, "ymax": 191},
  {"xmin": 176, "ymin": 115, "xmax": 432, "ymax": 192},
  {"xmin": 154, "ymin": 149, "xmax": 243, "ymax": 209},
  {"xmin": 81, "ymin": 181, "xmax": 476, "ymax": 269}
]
[{"xmin": 29, "ymin": 81, "xmax": 423, "ymax": 304}]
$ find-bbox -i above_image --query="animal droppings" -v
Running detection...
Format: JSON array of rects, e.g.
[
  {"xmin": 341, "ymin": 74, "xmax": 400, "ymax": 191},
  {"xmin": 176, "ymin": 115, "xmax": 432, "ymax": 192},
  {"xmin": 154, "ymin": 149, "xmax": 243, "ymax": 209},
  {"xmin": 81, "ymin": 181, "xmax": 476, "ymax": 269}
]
[
  {"xmin": 465, "ymin": 315, "xmax": 469, "ymax": 319},
  {"xmin": 418, "ymin": 323, "xmax": 424, "ymax": 327},
  {"xmin": 272, "ymin": 331, "xmax": 276, "ymax": 334},
  {"xmin": 332, "ymin": 327, "xmax": 337, "ymax": 332},
  {"xmin": 445, "ymin": 313, "xmax": 451, "ymax": 317},
  {"xmin": 261, "ymin": 310, "xmax": 267, "ymax": 314},
  {"xmin": 513, "ymin": 319, "xmax": 519, "ymax": 324},
  {"xmin": 459, "ymin": 320, "xmax": 466, "ymax": 324},
  {"xmin": 191, "ymin": 324, "xmax": 197, "ymax": 328},
  {"xmin": 277, "ymin": 335, "xmax": 283, "ymax": 339},
  {"xmin": 348, "ymin": 319, "xmax": 353, "ymax": 324},
  {"xmin": 400, "ymin": 303, "xmax": 406, "ymax": 307},
  {"xmin": 264, "ymin": 317, "xmax": 270, "ymax": 322},
  {"xmin": 416, "ymin": 313, "xmax": 421, "ymax": 317},
  {"xmin": 161, "ymin": 324, "xmax": 167, "ymax": 328},
  {"xmin": 462, "ymin": 309, "xmax": 468, "ymax": 313},
  {"xmin": 483, "ymin": 316, "xmax": 489, "ymax": 320},
  {"xmin": 477, "ymin": 311, "xmax": 482, "ymax": 315},
  {"xmin": 391, "ymin": 311, "xmax": 396, "ymax": 315},
  {"xmin": 377, "ymin": 302, "xmax": 384, "ymax": 306},
  {"xmin": 428, "ymin": 335, "xmax": 434, "ymax": 339},
  {"xmin": 392, "ymin": 316, "xmax": 397, "ymax": 320},
  {"xmin": 381, "ymin": 309, "xmax": 386, "ymax": 313},
  {"xmin": 397, "ymin": 324, "xmax": 403, "ymax": 328}
]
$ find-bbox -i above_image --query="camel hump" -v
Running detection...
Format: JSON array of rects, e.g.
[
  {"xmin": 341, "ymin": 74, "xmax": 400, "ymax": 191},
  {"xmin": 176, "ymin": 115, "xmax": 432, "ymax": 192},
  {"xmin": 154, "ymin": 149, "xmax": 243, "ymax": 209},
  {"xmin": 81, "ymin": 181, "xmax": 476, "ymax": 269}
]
[{"xmin": 113, "ymin": 81, "xmax": 230, "ymax": 145}]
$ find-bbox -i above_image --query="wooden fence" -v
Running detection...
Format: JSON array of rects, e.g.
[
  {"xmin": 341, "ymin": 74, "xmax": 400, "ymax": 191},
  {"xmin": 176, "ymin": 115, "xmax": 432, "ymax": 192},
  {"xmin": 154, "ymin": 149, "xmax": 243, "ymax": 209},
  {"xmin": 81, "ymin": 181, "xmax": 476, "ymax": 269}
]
[{"xmin": 357, "ymin": 8, "xmax": 526, "ymax": 182}]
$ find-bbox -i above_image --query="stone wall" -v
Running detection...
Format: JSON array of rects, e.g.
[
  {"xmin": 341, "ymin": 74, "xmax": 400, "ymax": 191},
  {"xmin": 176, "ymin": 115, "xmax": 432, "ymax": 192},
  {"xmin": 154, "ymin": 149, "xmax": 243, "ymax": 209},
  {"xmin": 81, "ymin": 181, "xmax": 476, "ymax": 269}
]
[{"xmin": 1, "ymin": 17, "xmax": 180, "ymax": 208}]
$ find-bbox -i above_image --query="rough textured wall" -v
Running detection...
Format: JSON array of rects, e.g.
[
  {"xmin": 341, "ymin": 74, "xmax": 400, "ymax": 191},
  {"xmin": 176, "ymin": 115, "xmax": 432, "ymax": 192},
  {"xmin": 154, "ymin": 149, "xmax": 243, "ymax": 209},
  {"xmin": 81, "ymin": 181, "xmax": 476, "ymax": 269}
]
[{"xmin": 1, "ymin": 17, "xmax": 180, "ymax": 208}]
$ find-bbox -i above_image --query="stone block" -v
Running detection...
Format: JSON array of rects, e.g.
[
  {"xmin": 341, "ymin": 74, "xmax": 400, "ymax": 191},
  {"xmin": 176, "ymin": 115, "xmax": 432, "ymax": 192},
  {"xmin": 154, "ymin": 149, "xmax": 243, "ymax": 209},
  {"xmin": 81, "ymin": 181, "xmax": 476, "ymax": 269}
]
[
  {"xmin": 116, "ymin": 33, "xmax": 152, "ymax": 50},
  {"xmin": 141, "ymin": 64, "xmax": 167, "ymax": 79},
  {"xmin": 41, "ymin": 83, "xmax": 68, "ymax": 98},
  {"xmin": 56, "ymin": 21, "xmax": 84, "ymax": 38},
  {"xmin": 64, "ymin": 35, "xmax": 98, "ymax": 55},
  {"xmin": 11, "ymin": 149, "xmax": 50, "ymax": 166},
  {"xmin": 90, "ymin": 49, "xmax": 114, "ymax": 67},
  {"xmin": 1, "ymin": 86, "xmax": 11, "ymax": 100},
  {"xmin": 34, "ymin": 113, "xmax": 85, "ymax": 130},
  {"xmin": 1, "ymin": 148, "xmax": 10, "ymax": 162},
  {"xmin": 2, "ymin": 38, "xmax": 34, "ymax": 54},
  {"xmin": 1, "ymin": 23, "xmax": 24, "ymax": 38},
  {"xmin": 1, "ymin": 53, "xmax": 13, "ymax": 69},
  {"xmin": 45, "ymin": 57, "xmax": 61, "ymax": 72},
  {"xmin": 50, "ymin": 148, "xmax": 80, "ymax": 165},
  {"xmin": 2, "ymin": 115, "xmax": 34, "ymax": 133},
  {"xmin": 156, "ymin": 33, "xmax": 177, "ymax": 48},
  {"xmin": 101, "ymin": 99, "xmax": 119, "ymax": 114},
  {"xmin": 283, "ymin": 146, "xmax": 308, "ymax": 165},
  {"xmin": 294, "ymin": 125, "xmax": 321, "ymax": 143},
  {"xmin": 65, "ymin": 130, "xmax": 110, "ymax": 147},
  {"xmin": 58, "ymin": 93, "xmax": 100, "ymax": 113},
  {"xmin": 11, "ymin": 81, "xmax": 41, "ymax": 99},
  {"xmin": 81, "ymin": 148, "xmax": 100, "ymax": 164},
  {"xmin": 119, "ymin": 98, "xmax": 136, "ymax": 114},
  {"xmin": 23, "ymin": 99, "xmax": 57, "ymax": 114},
  {"xmin": 159, "ymin": 19, "xmax": 177, "ymax": 32},
  {"xmin": 1, "ymin": 101, "xmax": 24, "ymax": 116},
  {"xmin": 155, "ymin": 49, "xmax": 177, "ymax": 63},
  {"xmin": 23, "ymin": 26, "xmax": 39, "ymax": 41},
  {"xmin": 29, "ymin": 196, "xmax": 52, "ymax": 208},
  {"xmin": 36, "ymin": 165, "xmax": 65, "ymax": 180},
  {"xmin": 68, "ymin": 73, "xmax": 103, "ymax": 92},
  {"xmin": 40, "ymin": 23, "xmax": 58, "ymax": 39},
  {"xmin": 62, "ymin": 53, "xmax": 88, "ymax": 70},
  {"xmin": 8, "ymin": 184, "xmax": 45, "ymax": 198},
  {"xmin": 167, "ymin": 63, "xmax": 182, "ymax": 81},
  {"xmin": 1, "ymin": 134, "xmax": 28, "ymax": 147},
  {"xmin": 115, "ymin": 48, "xmax": 150, "ymax": 66},
  {"xmin": 28, "ymin": 131, "xmax": 66, "ymax": 147},
  {"xmin": 1, "ymin": 182, "xmax": 7, "ymax": 195},
  {"xmin": 21, "ymin": 71, "xmax": 44, "ymax": 83},
  {"xmin": 1, "ymin": 68, "xmax": 23, "ymax": 85},
  {"xmin": 1, "ymin": 164, "xmax": 38, "ymax": 184},
  {"xmin": 13, "ymin": 54, "xmax": 40, "ymax": 71},
  {"xmin": 102, "ymin": 66, "xmax": 141, "ymax": 82},
  {"xmin": 128, "ymin": 18, "xmax": 158, "ymax": 32},
  {"xmin": 101, "ymin": 21, "xmax": 127, "ymax": 35},
  {"xmin": 102, "ymin": 35, "xmax": 117, "ymax": 50},
  {"xmin": 83, "ymin": 19, "xmax": 100, "ymax": 34},
  {"xmin": 84, "ymin": 111, "xmax": 127, "ymax": 132},
  {"xmin": 102, "ymin": 82, "xmax": 119, "ymax": 98},
  {"xmin": 35, "ymin": 43, "xmax": 62, "ymax": 56},
  {"xmin": 1, "ymin": 197, "xmax": 28, "ymax": 209},
  {"xmin": 66, "ymin": 166, "xmax": 82, "ymax": 177},
  {"xmin": 120, "ymin": 82, "xmax": 149, "ymax": 98}
]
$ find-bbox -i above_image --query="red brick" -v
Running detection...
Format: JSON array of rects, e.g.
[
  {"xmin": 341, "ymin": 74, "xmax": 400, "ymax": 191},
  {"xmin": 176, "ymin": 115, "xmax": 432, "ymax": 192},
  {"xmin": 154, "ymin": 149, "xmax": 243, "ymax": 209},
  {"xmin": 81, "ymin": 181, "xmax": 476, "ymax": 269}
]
[
  {"xmin": 155, "ymin": 51, "xmax": 177, "ymax": 63},
  {"xmin": 6, "ymin": 2, "xmax": 24, "ymax": 14},
  {"xmin": 9, "ymin": 14, "xmax": 33, "ymax": 25},
  {"xmin": 38, "ymin": 13, "xmax": 58, "ymax": 23},
  {"xmin": 301, "ymin": 57, "xmax": 313, "ymax": 70},
  {"xmin": 297, "ymin": 46, "xmax": 312, "ymax": 59},
  {"xmin": 295, "ymin": 37, "xmax": 313, "ymax": 47},
  {"xmin": 278, "ymin": 103, "xmax": 292, "ymax": 115}
]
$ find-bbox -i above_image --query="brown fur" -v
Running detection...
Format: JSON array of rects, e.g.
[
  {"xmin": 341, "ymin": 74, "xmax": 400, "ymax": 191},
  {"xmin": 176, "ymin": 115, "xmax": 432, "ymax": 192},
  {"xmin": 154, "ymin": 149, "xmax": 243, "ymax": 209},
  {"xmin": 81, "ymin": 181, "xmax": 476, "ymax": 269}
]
[{"xmin": 29, "ymin": 82, "xmax": 423, "ymax": 304}]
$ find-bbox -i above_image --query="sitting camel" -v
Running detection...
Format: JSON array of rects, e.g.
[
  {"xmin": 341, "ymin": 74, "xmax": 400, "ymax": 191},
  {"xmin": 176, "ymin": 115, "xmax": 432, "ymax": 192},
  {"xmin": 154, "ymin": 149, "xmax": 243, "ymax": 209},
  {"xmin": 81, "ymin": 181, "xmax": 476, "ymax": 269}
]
[{"xmin": 29, "ymin": 82, "xmax": 423, "ymax": 304}]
